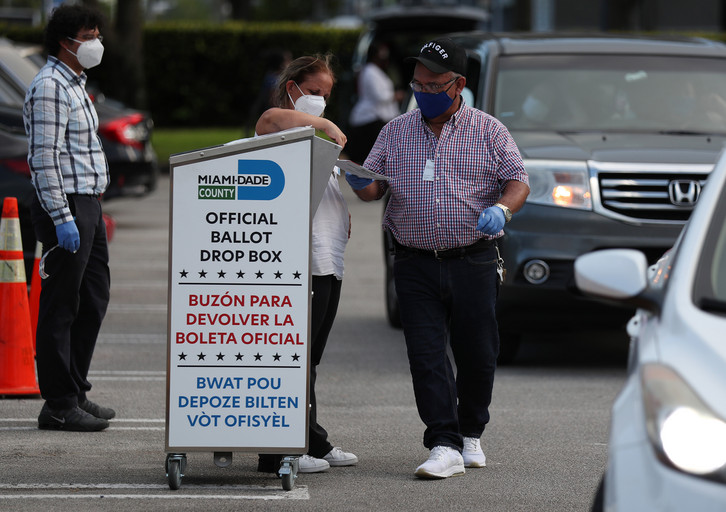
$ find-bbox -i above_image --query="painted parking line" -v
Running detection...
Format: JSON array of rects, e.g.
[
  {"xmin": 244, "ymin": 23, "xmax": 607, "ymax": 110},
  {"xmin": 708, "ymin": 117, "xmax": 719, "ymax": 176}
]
[
  {"xmin": 0, "ymin": 483, "xmax": 309, "ymax": 500},
  {"xmin": 0, "ymin": 418, "xmax": 165, "ymax": 432},
  {"xmin": 97, "ymin": 333, "xmax": 166, "ymax": 344},
  {"xmin": 88, "ymin": 370, "xmax": 166, "ymax": 381}
]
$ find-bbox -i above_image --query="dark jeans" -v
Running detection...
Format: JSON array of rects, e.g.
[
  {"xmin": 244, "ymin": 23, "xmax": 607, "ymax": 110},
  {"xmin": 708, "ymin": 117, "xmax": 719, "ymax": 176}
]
[
  {"xmin": 31, "ymin": 194, "xmax": 110, "ymax": 410},
  {"xmin": 394, "ymin": 246, "xmax": 499, "ymax": 451},
  {"xmin": 259, "ymin": 274, "xmax": 341, "ymax": 468}
]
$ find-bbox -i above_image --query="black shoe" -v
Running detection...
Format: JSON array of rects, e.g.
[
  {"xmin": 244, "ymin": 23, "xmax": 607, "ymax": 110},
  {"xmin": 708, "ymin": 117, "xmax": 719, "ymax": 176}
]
[
  {"xmin": 79, "ymin": 399, "xmax": 116, "ymax": 420},
  {"xmin": 38, "ymin": 403, "xmax": 109, "ymax": 432},
  {"xmin": 257, "ymin": 454, "xmax": 283, "ymax": 473}
]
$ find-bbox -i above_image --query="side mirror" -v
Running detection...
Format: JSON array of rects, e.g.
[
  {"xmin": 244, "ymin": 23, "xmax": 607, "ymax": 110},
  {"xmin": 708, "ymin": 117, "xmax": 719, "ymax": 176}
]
[{"xmin": 575, "ymin": 249, "xmax": 660, "ymax": 312}]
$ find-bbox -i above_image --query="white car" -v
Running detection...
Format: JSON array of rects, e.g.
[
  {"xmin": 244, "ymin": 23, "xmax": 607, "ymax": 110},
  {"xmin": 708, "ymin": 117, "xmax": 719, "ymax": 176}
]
[{"xmin": 575, "ymin": 148, "xmax": 726, "ymax": 511}]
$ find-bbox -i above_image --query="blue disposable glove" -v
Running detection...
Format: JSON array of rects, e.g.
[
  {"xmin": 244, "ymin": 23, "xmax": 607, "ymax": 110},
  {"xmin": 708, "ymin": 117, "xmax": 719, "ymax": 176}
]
[
  {"xmin": 476, "ymin": 206, "xmax": 506, "ymax": 235},
  {"xmin": 56, "ymin": 220, "xmax": 80, "ymax": 253},
  {"xmin": 345, "ymin": 172, "xmax": 374, "ymax": 191}
]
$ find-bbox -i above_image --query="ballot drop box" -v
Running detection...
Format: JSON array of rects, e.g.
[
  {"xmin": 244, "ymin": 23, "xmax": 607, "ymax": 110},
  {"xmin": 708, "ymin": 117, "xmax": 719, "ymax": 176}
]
[{"xmin": 165, "ymin": 127, "xmax": 341, "ymax": 490}]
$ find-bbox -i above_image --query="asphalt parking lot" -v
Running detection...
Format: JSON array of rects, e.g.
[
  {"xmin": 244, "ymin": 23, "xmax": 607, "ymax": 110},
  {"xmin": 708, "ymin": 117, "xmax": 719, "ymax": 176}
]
[{"xmin": 0, "ymin": 173, "xmax": 627, "ymax": 511}]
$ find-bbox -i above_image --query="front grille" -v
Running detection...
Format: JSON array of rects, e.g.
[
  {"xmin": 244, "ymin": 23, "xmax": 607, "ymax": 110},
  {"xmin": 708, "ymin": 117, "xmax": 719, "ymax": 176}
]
[{"xmin": 592, "ymin": 162, "xmax": 712, "ymax": 223}]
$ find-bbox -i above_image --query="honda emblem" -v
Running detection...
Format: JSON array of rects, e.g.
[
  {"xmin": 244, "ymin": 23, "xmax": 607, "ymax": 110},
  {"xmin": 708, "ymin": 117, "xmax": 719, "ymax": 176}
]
[{"xmin": 668, "ymin": 180, "xmax": 701, "ymax": 206}]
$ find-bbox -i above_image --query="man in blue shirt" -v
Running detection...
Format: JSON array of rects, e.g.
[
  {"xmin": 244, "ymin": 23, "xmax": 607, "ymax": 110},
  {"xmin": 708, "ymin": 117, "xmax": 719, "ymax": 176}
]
[{"xmin": 24, "ymin": 4, "xmax": 114, "ymax": 432}]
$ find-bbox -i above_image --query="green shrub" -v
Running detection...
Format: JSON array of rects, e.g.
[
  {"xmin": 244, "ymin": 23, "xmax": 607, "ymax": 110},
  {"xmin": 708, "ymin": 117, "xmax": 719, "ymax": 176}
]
[
  {"xmin": 143, "ymin": 22, "xmax": 361, "ymax": 127},
  {"xmin": 0, "ymin": 21, "xmax": 362, "ymax": 128}
]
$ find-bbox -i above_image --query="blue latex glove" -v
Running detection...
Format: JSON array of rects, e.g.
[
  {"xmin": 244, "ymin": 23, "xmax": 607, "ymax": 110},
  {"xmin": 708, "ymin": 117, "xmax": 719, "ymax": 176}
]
[
  {"xmin": 56, "ymin": 220, "xmax": 80, "ymax": 253},
  {"xmin": 345, "ymin": 172, "xmax": 374, "ymax": 191},
  {"xmin": 476, "ymin": 206, "xmax": 506, "ymax": 235}
]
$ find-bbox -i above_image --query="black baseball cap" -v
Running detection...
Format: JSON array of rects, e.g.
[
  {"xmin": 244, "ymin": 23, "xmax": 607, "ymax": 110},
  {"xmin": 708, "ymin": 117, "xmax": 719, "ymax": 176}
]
[{"xmin": 406, "ymin": 37, "xmax": 467, "ymax": 76}]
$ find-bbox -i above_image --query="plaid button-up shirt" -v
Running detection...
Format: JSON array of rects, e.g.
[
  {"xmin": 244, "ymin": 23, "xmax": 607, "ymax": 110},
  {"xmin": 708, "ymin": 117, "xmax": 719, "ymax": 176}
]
[
  {"xmin": 364, "ymin": 102, "xmax": 528, "ymax": 251},
  {"xmin": 23, "ymin": 56, "xmax": 108, "ymax": 225}
]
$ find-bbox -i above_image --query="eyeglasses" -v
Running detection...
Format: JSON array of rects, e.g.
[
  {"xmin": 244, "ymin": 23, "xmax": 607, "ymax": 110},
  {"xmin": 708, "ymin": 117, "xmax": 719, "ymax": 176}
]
[
  {"xmin": 409, "ymin": 77, "xmax": 457, "ymax": 94},
  {"xmin": 68, "ymin": 35, "xmax": 103, "ymax": 44}
]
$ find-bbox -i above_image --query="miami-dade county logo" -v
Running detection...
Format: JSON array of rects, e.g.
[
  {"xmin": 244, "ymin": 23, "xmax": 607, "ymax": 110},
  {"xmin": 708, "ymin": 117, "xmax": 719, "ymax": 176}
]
[{"xmin": 197, "ymin": 160, "xmax": 285, "ymax": 200}]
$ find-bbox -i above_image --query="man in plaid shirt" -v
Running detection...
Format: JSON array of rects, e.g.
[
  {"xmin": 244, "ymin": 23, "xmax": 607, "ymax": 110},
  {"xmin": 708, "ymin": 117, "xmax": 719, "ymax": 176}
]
[
  {"xmin": 23, "ymin": 4, "xmax": 114, "ymax": 432},
  {"xmin": 346, "ymin": 38, "xmax": 529, "ymax": 479}
]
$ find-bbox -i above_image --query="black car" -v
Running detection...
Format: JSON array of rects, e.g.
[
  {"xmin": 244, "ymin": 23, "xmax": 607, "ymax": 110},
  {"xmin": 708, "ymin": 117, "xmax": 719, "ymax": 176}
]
[{"xmin": 384, "ymin": 32, "xmax": 726, "ymax": 362}]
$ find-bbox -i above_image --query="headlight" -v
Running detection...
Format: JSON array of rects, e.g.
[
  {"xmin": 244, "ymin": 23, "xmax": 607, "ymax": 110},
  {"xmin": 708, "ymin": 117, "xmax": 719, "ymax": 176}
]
[
  {"xmin": 524, "ymin": 159, "xmax": 592, "ymax": 209},
  {"xmin": 641, "ymin": 363, "xmax": 726, "ymax": 478}
]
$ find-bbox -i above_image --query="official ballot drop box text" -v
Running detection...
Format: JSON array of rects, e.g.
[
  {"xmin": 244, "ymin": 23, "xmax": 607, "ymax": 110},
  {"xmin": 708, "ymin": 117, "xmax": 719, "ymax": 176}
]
[{"xmin": 165, "ymin": 127, "xmax": 341, "ymax": 454}]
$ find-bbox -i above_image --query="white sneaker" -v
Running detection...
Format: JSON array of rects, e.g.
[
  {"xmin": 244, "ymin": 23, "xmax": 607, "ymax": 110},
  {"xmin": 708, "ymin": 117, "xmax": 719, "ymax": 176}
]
[
  {"xmin": 323, "ymin": 447, "xmax": 358, "ymax": 466},
  {"xmin": 414, "ymin": 446, "xmax": 465, "ymax": 479},
  {"xmin": 462, "ymin": 437, "xmax": 487, "ymax": 468},
  {"xmin": 297, "ymin": 454, "xmax": 330, "ymax": 473}
]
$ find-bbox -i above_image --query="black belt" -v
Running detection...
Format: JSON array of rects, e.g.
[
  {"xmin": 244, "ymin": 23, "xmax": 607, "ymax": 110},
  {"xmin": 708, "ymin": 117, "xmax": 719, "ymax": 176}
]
[{"xmin": 394, "ymin": 237, "xmax": 496, "ymax": 260}]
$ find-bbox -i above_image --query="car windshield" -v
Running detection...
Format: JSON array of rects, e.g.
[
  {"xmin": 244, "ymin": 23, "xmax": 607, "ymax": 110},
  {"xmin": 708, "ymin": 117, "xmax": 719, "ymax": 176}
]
[
  {"xmin": 493, "ymin": 54, "xmax": 726, "ymax": 134},
  {"xmin": 694, "ymin": 186, "xmax": 726, "ymax": 313}
]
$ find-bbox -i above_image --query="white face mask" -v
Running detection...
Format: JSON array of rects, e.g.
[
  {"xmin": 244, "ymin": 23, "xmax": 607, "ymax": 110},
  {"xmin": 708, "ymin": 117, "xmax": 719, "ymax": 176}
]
[
  {"xmin": 67, "ymin": 37, "xmax": 104, "ymax": 69},
  {"xmin": 289, "ymin": 82, "xmax": 326, "ymax": 117}
]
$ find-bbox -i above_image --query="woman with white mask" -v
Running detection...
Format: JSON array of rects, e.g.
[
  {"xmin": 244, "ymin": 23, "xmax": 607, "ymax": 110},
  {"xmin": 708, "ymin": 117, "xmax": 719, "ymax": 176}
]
[{"xmin": 255, "ymin": 54, "xmax": 358, "ymax": 475}]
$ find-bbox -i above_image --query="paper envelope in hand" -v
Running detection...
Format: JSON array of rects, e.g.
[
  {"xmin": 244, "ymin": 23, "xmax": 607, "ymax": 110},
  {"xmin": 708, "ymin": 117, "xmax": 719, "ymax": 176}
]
[{"xmin": 336, "ymin": 160, "xmax": 390, "ymax": 181}]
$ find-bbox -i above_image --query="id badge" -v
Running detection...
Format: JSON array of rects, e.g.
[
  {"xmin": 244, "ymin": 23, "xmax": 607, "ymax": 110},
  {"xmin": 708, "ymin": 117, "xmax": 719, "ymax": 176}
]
[{"xmin": 423, "ymin": 159, "xmax": 435, "ymax": 181}]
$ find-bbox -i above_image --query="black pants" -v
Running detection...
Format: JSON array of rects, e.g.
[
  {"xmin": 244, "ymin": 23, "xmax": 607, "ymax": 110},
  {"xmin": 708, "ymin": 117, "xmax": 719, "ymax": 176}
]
[
  {"xmin": 259, "ymin": 274, "xmax": 341, "ymax": 467},
  {"xmin": 31, "ymin": 194, "xmax": 110, "ymax": 410}
]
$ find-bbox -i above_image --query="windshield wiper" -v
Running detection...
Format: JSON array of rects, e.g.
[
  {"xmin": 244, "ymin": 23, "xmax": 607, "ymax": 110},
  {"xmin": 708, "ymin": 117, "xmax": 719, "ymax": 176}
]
[{"xmin": 658, "ymin": 130, "xmax": 723, "ymax": 136}]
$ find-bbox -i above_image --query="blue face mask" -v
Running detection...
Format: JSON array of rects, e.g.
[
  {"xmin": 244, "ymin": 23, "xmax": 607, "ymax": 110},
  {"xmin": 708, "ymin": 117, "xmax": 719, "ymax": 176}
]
[{"xmin": 414, "ymin": 89, "xmax": 455, "ymax": 119}]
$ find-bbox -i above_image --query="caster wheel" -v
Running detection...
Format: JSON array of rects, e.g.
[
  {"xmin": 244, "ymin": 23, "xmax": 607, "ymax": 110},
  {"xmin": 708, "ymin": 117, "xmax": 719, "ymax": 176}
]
[
  {"xmin": 167, "ymin": 459, "xmax": 182, "ymax": 490},
  {"xmin": 281, "ymin": 471, "xmax": 294, "ymax": 491}
]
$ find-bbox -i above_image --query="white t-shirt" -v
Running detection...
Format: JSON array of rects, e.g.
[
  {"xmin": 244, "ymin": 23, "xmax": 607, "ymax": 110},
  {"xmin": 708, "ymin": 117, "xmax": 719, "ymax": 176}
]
[
  {"xmin": 312, "ymin": 169, "xmax": 349, "ymax": 280},
  {"xmin": 349, "ymin": 62, "xmax": 399, "ymax": 126},
  {"xmin": 254, "ymin": 131, "xmax": 349, "ymax": 279}
]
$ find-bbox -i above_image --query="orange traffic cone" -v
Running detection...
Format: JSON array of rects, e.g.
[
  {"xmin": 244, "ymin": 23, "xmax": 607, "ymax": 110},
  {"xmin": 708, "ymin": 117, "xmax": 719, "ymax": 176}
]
[
  {"xmin": 0, "ymin": 197, "xmax": 40, "ymax": 396},
  {"xmin": 28, "ymin": 241, "xmax": 42, "ymax": 355}
]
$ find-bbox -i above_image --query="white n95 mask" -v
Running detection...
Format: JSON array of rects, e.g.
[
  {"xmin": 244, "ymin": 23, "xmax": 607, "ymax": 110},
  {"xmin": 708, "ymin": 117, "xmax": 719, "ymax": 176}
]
[
  {"xmin": 67, "ymin": 37, "xmax": 104, "ymax": 69},
  {"xmin": 289, "ymin": 82, "xmax": 326, "ymax": 117}
]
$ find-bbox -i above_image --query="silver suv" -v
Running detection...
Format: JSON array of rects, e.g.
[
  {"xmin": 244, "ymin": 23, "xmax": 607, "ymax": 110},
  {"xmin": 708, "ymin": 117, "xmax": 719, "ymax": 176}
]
[{"xmin": 385, "ymin": 32, "xmax": 726, "ymax": 362}]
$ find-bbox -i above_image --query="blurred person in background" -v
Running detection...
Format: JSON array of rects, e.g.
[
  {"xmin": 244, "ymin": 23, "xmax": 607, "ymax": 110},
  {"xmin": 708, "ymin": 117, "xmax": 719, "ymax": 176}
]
[
  {"xmin": 245, "ymin": 49, "xmax": 292, "ymax": 132},
  {"xmin": 23, "ymin": 3, "xmax": 115, "ymax": 432},
  {"xmin": 346, "ymin": 41, "xmax": 405, "ymax": 164},
  {"xmin": 254, "ymin": 53, "xmax": 358, "ymax": 474}
]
